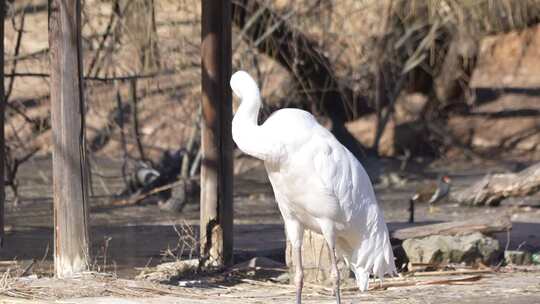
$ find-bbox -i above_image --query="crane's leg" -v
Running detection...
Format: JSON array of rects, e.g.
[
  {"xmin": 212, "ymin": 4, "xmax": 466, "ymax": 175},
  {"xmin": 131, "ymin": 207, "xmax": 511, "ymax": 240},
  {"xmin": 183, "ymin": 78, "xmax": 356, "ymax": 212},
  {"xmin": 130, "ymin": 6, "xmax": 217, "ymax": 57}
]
[
  {"xmin": 285, "ymin": 219, "xmax": 304, "ymax": 304},
  {"xmin": 319, "ymin": 221, "xmax": 341, "ymax": 304}
]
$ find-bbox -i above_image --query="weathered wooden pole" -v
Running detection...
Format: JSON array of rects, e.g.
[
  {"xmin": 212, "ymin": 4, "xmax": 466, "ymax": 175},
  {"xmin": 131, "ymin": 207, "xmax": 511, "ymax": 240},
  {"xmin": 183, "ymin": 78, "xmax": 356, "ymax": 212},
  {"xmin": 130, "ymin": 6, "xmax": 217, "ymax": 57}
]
[
  {"xmin": 49, "ymin": 0, "xmax": 90, "ymax": 277},
  {"xmin": 200, "ymin": 0, "xmax": 233, "ymax": 267},
  {"xmin": 0, "ymin": 0, "xmax": 6, "ymax": 248}
]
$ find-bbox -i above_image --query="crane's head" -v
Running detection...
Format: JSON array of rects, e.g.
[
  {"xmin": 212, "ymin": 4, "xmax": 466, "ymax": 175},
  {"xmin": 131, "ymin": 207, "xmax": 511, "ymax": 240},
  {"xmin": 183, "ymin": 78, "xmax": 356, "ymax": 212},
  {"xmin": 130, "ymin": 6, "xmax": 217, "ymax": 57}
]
[{"xmin": 230, "ymin": 70, "xmax": 260, "ymax": 101}]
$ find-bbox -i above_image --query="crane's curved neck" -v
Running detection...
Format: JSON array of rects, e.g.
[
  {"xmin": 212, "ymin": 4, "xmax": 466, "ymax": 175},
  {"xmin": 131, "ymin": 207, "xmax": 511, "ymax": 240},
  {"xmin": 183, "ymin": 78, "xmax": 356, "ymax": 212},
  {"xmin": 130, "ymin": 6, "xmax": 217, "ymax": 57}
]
[
  {"xmin": 232, "ymin": 91, "xmax": 274, "ymax": 161},
  {"xmin": 233, "ymin": 91, "xmax": 261, "ymax": 127}
]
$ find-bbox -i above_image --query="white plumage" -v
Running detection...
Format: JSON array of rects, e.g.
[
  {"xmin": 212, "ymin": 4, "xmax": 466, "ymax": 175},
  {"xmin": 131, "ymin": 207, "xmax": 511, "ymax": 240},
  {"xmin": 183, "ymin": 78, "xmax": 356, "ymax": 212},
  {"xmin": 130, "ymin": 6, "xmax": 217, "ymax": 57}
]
[{"xmin": 230, "ymin": 71, "xmax": 396, "ymax": 303}]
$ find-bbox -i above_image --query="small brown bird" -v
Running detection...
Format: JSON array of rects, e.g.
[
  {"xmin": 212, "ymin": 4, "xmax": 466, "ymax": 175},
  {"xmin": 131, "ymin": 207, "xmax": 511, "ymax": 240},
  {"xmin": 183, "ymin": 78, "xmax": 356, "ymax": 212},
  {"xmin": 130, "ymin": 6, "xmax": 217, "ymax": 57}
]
[{"xmin": 409, "ymin": 175, "xmax": 451, "ymax": 223}]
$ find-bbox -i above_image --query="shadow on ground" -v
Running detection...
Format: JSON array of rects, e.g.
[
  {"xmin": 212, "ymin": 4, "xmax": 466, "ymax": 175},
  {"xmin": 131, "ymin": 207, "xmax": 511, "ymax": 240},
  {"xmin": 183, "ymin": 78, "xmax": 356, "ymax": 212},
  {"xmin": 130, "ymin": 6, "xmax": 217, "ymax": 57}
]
[{"xmin": 1, "ymin": 223, "xmax": 286, "ymax": 277}]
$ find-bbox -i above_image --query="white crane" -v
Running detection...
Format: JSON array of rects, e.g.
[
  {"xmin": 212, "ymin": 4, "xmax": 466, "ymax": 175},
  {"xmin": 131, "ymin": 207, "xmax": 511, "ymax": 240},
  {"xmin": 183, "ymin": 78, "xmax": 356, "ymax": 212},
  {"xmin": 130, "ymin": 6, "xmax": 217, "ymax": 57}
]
[{"xmin": 230, "ymin": 71, "xmax": 396, "ymax": 304}]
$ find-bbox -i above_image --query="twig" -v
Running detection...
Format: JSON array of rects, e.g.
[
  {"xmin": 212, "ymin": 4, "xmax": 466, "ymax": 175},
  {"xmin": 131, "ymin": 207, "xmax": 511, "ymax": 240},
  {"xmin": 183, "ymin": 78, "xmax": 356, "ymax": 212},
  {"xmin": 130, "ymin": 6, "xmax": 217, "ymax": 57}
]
[
  {"xmin": 6, "ymin": 102, "xmax": 38, "ymax": 129},
  {"xmin": 87, "ymin": 0, "xmax": 118, "ymax": 77},
  {"xmin": 409, "ymin": 269, "xmax": 493, "ymax": 277},
  {"xmin": 416, "ymin": 275, "xmax": 484, "ymax": 285},
  {"xmin": 39, "ymin": 243, "xmax": 50, "ymax": 265},
  {"xmin": 307, "ymin": 275, "xmax": 484, "ymax": 294},
  {"xmin": 19, "ymin": 260, "xmax": 35, "ymax": 277},
  {"xmin": 4, "ymin": 72, "xmax": 161, "ymax": 82},
  {"xmin": 5, "ymin": 145, "xmax": 40, "ymax": 202},
  {"xmin": 115, "ymin": 78, "xmax": 131, "ymax": 187},
  {"xmin": 373, "ymin": 0, "xmax": 394, "ymax": 153},
  {"xmin": 109, "ymin": 177, "xmax": 197, "ymax": 207},
  {"xmin": 372, "ymin": 69, "xmax": 405, "ymax": 153},
  {"xmin": 5, "ymin": 9, "xmax": 26, "ymax": 103},
  {"xmin": 129, "ymin": 79, "xmax": 147, "ymax": 162},
  {"xmin": 2, "ymin": 10, "xmax": 40, "ymax": 127},
  {"xmin": 425, "ymin": 121, "xmax": 480, "ymax": 160},
  {"xmin": 181, "ymin": 125, "xmax": 198, "ymax": 178},
  {"xmin": 181, "ymin": 107, "xmax": 201, "ymax": 178},
  {"xmin": 5, "ymin": 48, "xmax": 48, "ymax": 62},
  {"xmin": 189, "ymin": 147, "xmax": 202, "ymax": 177}
]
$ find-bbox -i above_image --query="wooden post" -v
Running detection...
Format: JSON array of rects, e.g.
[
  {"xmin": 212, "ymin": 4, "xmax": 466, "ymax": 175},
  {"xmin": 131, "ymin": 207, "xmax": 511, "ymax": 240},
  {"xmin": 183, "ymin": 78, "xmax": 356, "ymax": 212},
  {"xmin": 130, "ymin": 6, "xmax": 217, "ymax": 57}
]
[
  {"xmin": 49, "ymin": 0, "xmax": 90, "ymax": 278},
  {"xmin": 0, "ymin": 0, "xmax": 5, "ymax": 248},
  {"xmin": 200, "ymin": 0, "xmax": 233, "ymax": 267}
]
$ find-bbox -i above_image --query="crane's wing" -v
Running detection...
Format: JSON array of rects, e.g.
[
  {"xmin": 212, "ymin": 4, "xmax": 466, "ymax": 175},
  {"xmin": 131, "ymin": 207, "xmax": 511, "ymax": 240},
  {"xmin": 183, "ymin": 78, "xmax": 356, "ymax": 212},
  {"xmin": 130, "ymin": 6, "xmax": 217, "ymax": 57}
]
[
  {"xmin": 311, "ymin": 127, "xmax": 396, "ymax": 290},
  {"xmin": 311, "ymin": 127, "xmax": 376, "ymax": 223}
]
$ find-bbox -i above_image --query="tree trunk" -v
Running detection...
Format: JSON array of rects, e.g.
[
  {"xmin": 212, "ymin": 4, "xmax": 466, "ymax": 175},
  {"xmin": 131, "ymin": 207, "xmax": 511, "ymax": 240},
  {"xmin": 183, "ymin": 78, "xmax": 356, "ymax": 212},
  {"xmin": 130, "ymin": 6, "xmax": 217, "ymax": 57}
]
[
  {"xmin": 0, "ymin": 0, "xmax": 5, "ymax": 248},
  {"xmin": 49, "ymin": 0, "xmax": 90, "ymax": 278},
  {"xmin": 200, "ymin": 0, "xmax": 233, "ymax": 268}
]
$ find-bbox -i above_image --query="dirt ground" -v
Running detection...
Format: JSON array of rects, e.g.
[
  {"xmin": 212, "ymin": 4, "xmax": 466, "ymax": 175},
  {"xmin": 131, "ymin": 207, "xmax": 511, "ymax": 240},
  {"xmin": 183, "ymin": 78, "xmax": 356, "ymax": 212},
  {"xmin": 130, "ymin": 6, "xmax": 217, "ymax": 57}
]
[
  {"xmin": 2, "ymin": 1, "xmax": 540, "ymax": 303},
  {"xmin": 1, "ymin": 268, "xmax": 540, "ymax": 304},
  {"xmin": 2, "ymin": 155, "xmax": 540, "ymax": 303}
]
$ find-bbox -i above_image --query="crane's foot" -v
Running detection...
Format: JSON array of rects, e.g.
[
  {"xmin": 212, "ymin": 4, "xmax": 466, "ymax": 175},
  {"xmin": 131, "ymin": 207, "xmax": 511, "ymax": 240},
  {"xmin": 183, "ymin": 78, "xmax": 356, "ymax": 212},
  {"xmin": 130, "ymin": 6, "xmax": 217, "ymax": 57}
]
[
  {"xmin": 293, "ymin": 246, "xmax": 304, "ymax": 304},
  {"xmin": 334, "ymin": 286, "xmax": 341, "ymax": 304},
  {"xmin": 330, "ymin": 260, "xmax": 341, "ymax": 304},
  {"xmin": 295, "ymin": 274, "xmax": 303, "ymax": 304}
]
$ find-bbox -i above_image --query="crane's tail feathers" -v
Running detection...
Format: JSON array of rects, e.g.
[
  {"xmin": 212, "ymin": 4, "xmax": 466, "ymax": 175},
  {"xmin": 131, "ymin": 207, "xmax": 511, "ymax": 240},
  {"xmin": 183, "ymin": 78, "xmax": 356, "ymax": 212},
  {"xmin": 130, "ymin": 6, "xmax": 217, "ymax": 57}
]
[
  {"xmin": 350, "ymin": 216, "xmax": 397, "ymax": 292},
  {"xmin": 353, "ymin": 268, "xmax": 370, "ymax": 292}
]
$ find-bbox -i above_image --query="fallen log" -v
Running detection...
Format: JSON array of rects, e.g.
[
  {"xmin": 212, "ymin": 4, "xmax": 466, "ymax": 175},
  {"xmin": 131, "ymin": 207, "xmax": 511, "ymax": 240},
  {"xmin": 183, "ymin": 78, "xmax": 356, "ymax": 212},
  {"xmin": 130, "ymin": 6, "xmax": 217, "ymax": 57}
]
[
  {"xmin": 305, "ymin": 275, "xmax": 484, "ymax": 293},
  {"xmin": 107, "ymin": 177, "xmax": 197, "ymax": 208},
  {"xmin": 409, "ymin": 269, "xmax": 493, "ymax": 277},
  {"xmin": 391, "ymin": 214, "xmax": 511, "ymax": 240},
  {"xmin": 451, "ymin": 162, "xmax": 540, "ymax": 206}
]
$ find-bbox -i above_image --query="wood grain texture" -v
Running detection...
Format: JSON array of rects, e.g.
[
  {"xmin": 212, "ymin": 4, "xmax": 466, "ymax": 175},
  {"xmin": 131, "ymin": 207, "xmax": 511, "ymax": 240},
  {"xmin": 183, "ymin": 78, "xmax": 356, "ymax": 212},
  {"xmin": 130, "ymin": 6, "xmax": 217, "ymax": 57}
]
[
  {"xmin": 392, "ymin": 215, "xmax": 512, "ymax": 240},
  {"xmin": 49, "ymin": 0, "xmax": 90, "ymax": 278},
  {"xmin": 200, "ymin": 0, "xmax": 233, "ymax": 267},
  {"xmin": 0, "ymin": 0, "xmax": 5, "ymax": 247},
  {"xmin": 451, "ymin": 162, "xmax": 540, "ymax": 206}
]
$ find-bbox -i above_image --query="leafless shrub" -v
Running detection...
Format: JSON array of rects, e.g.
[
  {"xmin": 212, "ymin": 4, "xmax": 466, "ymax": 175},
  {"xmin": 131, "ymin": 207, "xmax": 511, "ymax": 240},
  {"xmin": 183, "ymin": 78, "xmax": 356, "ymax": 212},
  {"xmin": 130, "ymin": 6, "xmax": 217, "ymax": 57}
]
[
  {"xmin": 4, "ymin": 0, "xmax": 540, "ymax": 165},
  {"xmin": 161, "ymin": 221, "xmax": 198, "ymax": 262}
]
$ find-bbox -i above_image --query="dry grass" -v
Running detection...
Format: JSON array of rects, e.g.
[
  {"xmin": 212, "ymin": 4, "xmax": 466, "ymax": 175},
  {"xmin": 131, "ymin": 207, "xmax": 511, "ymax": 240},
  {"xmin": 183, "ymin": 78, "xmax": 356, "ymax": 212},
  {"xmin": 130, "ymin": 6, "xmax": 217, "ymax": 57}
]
[
  {"xmin": 3, "ymin": 0, "xmax": 540, "ymax": 164},
  {"xmin": 0, "ymin": 268, "xmax": 494, "ymax": 302}
]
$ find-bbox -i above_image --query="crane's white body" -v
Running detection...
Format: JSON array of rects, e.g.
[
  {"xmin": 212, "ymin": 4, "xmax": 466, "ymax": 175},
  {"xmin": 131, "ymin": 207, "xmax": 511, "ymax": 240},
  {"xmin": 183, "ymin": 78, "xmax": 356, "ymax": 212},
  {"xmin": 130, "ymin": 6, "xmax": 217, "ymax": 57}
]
[{"xmin": 230, "ymin": 71, "xmax": 396, "ymax": 292}]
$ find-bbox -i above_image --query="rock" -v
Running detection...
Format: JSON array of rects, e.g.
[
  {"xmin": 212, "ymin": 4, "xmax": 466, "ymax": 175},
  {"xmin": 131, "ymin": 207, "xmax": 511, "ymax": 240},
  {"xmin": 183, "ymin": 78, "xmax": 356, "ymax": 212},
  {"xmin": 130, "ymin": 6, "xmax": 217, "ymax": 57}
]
[
  {"xmin": 448, "ymin": 24, "xmax": 540, "ymax": 154},
  {"xmin": 402, "ymin": 232, "xmax": 501, "ymax": 265},
  {"xmin": 504, "ymin": 250, "xmax": 532, "ymax": 265},
  {"xmin": 272, "ymin": 272, "xmax": 290, "ymax": 284},
  {"xmin": 448, "ymin": 107, "xmax": 540, "ymax": 154},
  {"xmin": 345, "ymin": 93, "xmax": 433, "ymax": 157},
  {"xmin": 231, "ymin": 257, "xmax": 286, "ymax": 279},
  {"xmin": 345, "ymin": 115, "xmax": 396, "ymax": 156},
  {"xmin": 471, "ymin": 24, "xmax": 540, "ymax": 88},
  {"xmin": 532, "ymin": 253, "xmax": 540, "ymax": 265},
  {"xmin": 285, "ymin": 231, "xmax": 350, "ymax": 285},
  {"xmin": 379, "ymin": 172, "xmax": 408, "ymax": 188}
]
